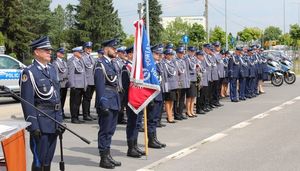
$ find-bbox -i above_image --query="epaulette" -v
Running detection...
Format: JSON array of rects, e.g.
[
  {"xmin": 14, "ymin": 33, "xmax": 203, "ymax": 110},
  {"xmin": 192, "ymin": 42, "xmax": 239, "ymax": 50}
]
[{"xmin": 27, "ymin": 64, "xmax": 34, "ymax": 69}]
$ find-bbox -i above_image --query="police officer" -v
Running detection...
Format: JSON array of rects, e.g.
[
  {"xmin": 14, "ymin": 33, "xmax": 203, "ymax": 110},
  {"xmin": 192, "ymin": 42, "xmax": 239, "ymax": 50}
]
[
  {"xmin": 20, "ymin": 36, "xmax": 63, "ymax": 171},
  {"xmin": 195, "ymin": 50, "xmax": 207, "ymax": 114},
  {"xmin": 184, "ymin": 46, "xmax": 198, "ymax": 117},
  {"xmin": 67, "ymin": 46, "xmax": 86, "ymax": 124},
  {"xmin": 81, "ymin": 42, "xmax": 96, "ymax": 121},
  {"xmin": 229, "ymin": 47, "xmax": 242, "ymax": 102},
  {"xmin": 121, "ymin": 46, "xmax": 146, "ymax": 158},
  {"xmin": 52, "ymin": 47, "xmax": 70, "ymax": 119},
  {"xmin": 94, "ymin": 39, "xmax": 121, "ymax": 169},
  {"xmin": 114, "ymin": 46, "xmax": 128, "ymax": 124},
  {"xmin": 202, "ymin": 44, "xmax": 213, "ymax": 110},
  {"xmin": 207, "ymin": 44, "xmax": 220, "ymax": 107},
  {"xmin": 239, "ymin": 49, "xmax": 249, "ymax": 101},
  {"xmin": 97, "ymin": 49, "xmax": 104, "ymax": 59},
  {"xmin": 212, "ymin": 41, "xmax": 224, "ymax": 106},
  {"xmin": 161, "ymin": 48, "xmax": 179, "ymax": 123},
  {"xmin": 173, "ymin": 46, "xmax": 189, "ymax": 120},
  {"xmin": 146, "ymin": 44, "xmax": 167, "ymax": 148},
  {"xmin": 220, "ymin": 50, "xmax": 230, "ymax": 98}
]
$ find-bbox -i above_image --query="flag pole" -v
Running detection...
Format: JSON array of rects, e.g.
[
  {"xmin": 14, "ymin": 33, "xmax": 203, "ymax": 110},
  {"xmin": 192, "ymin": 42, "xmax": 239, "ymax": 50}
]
[{"xmin": 143, "ymin": 107, "xmax": 149, "ymax": 158}]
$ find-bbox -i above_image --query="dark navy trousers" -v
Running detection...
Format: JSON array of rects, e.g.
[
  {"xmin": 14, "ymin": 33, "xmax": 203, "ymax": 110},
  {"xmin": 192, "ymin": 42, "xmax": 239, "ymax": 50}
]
[
  {"xmin": 30, "ymin": 133, "xmax": 57, "ymax": 167},
  {"xmin": 230, "ymin": 78, "xmax": 238, "ymax": 101},
  {"xmin": 98, "ymin": 109, "xmax": 118, "ymax": 152}
]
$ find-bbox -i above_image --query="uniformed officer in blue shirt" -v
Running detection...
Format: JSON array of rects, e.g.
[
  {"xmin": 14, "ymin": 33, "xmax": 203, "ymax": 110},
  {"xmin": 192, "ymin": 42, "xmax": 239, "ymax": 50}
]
[
  {"xmin": 81, "ymin": 41, "xmax": 96, "ymax": 121},
  {"xmin": 229, "ymin": 47, "xmax": 242, "ymax": 102},
  {"xmin": 202, "ymin": 44, "xmax": 213, "ymax": 110},
  {"xmin": 212, "ymin": 41, "xmax": 224, "ymax": 107},
  {"xmin": 195, "ymin": 50, "xmax": 207, "ymax": 114},
  {"xmin": 67, "ymin": 46, "xmax": 87, "ymax": 124},
  {"xmin": 239, "ymin": 49, "xmax": 249, "ymax": 100},
  {"xmin": 20, "ymin": 36, "xmax": 63, "ymax": 171},
  {"xmin": 52, "ymin": 48, "xmax": 70, "ymax": 119},
  {"xmin": 94, "ymin": 38, "xmax": 121, "ymax": 169}
]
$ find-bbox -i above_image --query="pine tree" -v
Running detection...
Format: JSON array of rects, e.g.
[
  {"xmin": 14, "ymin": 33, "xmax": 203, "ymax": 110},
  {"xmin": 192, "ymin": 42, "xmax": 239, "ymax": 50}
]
[
  {"xmin": 0, "ymin": 0, "xmax": 33, "ymax": 61},
  {"xmin": 144, "ymin": 0, "xmax": 164, "ymax": 45},
  {"xmin": 23, "ymin": 0, "xmax": 52, "ymax": 37},
  {"xmin": 49, "ymin": 5, "xmax": 66, "ymax": 49},
  {"xmin": 74, "ymin": 0, "xmax": 125, "ymax": 49}
]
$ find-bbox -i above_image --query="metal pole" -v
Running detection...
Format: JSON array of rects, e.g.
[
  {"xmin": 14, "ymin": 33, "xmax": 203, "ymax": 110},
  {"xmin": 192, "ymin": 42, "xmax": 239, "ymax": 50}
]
[
  {"xmin": 138, "ymin": 3, "xmax": 143, "ymax": 20},
  {"xmin": 283, "ymin": 0, "xmax": 286, "ymax": 34},
  {"xmin": 225, "ymin": 0, "xmax": 228, "ymax": 50},
  {"xmin": 205, "ymin": 0, "xmax": 209, "ymax": 42},
  {"xmin": 146, "ymin": 0, "xmax": 150, "ymax": 44}
]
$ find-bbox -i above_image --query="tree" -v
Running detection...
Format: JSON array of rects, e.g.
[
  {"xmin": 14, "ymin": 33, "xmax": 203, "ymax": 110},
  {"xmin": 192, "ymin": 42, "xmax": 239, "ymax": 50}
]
[
  {"xmin": 73, "ymin": 0, "xmax": 125, "ymax": 49},
  {"xmin": 123, "ymin": 35, "xmax": 135, "ymax": 47},
  {"xmin": 189, "ymin": 23, "xmax": 206, "ymax": 47},
  {"xmin": 209, "ymin": 26, "xmax": 226, "ymax": 46},
  {"xmin": 162, "ymin": 17, "xmax": 191, "ymax": 46},
  {"xmin": 0, "ymin": 0, "xmax": 33, "ymax": 61},
  {"xmin": 289, "ymin": 24, "xmax": 300, "ymax": 47},
  {"xmin": 279, "ymin": 33, "xmax": 293, "ymax": 46},
  {"xmin": 49, "ymin": 5, "xmax": 66, "ymax": 49},
  {"xmin": 263, "ymin": 26, "xmax": 282, "ymax": 41},
  {"xmin": 237, "ymin": 27, "xmax": 262, "ymax": 43},
  {"xmin": 0, "ymin": 32, "xmax": 4, "ymax": 46},
  {"xmin": 23, "ymin": 0, "xmax": 52, "ymax": 37},
  {"xmin": 145, "ymin": 0, "xmax": 164, "ymax": 45}
]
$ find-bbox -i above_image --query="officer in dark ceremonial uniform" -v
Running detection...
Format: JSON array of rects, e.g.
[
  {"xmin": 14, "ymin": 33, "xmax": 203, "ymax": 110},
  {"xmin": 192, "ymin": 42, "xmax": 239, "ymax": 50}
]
[
  {"xmin": 121, "ymin": 46, "xmax": 146, "ymax": 158},
  {"xmin": 94, "ymin": 39, "xmax": 121, "ymax": 169},
  {"xmin": 52, "ymin": 48, "xmax": 70, "ymax": 119},
  {"xmin": 195, "ymin": 50, "xmax": 207, "ymax": 114},
  {"xmin": 229, "ymin": 47, "xmax": 242, "ymax": 102},
  {"xmin": 239, "ymin": 50, "xmax": 249, "ymax": 101},
  {"xmin": 146, "ymin": 44, "xmax": 166, "ymax": 148},
  {"xmin": 67, "ymin": 47, "xmax": 87, "ymax": 124},
  {"xmin": 20, "ymin": 36, "xmax": 63, "ymax": 171},
  {"xmin": 82, "ymin": 42, "xmax": 96, "ymax": 121},
  {"xmin": 114, "ymin": 46, "xmax": 128, "ymax": 124},
  {"xmin": 212, "ymin": 41, "xmax": 224, "ymax": 107}
]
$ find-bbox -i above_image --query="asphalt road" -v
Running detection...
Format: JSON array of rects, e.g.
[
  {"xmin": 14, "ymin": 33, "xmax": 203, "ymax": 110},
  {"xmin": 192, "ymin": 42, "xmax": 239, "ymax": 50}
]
[{"xmin": 0, "ymin": 79, "xmax": 299, "ymax": 171}]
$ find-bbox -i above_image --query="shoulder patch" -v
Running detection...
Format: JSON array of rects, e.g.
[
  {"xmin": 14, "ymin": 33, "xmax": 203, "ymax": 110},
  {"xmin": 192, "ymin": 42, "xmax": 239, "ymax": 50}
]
[{"xmin": 22, "ymin": 74, "xmax": 28, "ymax": 82}]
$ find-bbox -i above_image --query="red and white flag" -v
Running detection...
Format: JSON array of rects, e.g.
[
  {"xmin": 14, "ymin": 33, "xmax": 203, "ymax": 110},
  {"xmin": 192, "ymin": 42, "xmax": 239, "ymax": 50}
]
[{"xmin": 128, "ymin": 20, "xmax": 160, "ymax": 114}]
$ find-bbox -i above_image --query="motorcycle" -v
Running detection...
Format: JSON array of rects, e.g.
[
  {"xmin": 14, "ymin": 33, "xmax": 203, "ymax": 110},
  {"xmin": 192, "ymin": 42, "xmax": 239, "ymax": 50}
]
[
  {"xmin": 266, "ymin": 59, "xmax": 284, "ymax": 87},
  {"xmin": 279, "ymin": 59, "xmax": 296, "ymax": 84}
]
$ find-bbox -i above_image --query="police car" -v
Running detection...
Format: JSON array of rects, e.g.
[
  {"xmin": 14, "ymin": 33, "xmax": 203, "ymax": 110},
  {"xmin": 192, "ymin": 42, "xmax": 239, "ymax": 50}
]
[{"xmin": 0, "ymin": 54, "xmax": 26, "ymax": 100}]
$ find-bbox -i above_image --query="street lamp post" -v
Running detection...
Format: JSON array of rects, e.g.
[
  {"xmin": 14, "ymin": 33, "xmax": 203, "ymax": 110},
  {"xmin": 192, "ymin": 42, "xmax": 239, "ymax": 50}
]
[{"xmin": 225, "ymin": 0, "xmax": 228, "ymax": 50}]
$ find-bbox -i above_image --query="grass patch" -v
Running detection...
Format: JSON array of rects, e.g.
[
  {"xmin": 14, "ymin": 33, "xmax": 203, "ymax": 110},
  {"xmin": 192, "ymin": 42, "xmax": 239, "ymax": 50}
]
[{"xmin": 293, "ymin": 59, "xmax": 300, "ymax": 75}]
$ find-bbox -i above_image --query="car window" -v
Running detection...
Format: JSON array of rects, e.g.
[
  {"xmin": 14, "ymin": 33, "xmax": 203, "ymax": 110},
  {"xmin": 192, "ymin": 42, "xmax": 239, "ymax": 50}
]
[{"xmin": 0, "ymin": 56, "xmax": 20, "ymax": 69}]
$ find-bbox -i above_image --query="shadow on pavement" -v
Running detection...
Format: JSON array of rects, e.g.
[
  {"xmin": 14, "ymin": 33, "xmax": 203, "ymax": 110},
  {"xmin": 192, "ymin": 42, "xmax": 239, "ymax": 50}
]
[
  {"xmin": 66, "ymin": 147, "xmax": 125, "ymax": 157},
  {"xmin": 52, "ymin": 155, "xmax": 99, "ymax": 167}
]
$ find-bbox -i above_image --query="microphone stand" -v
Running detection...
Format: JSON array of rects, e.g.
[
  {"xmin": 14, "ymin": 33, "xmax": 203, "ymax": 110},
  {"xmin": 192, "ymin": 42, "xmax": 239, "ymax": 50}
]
[{"xmin": 0, "ymin": 86, "xmax": 90, "ymax": 171}]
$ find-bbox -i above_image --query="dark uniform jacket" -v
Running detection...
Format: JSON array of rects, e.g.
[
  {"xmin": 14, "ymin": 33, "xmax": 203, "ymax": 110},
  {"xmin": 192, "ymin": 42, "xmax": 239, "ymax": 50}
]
[{"xmin": 20, "ymin": 60, "xmax": 62, "ymax": 133}]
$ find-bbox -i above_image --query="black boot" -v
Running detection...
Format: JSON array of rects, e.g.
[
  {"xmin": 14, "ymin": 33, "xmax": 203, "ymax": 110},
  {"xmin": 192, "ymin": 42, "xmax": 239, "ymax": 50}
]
[
  {"xmin": 99, "ymin": 150, "xmax": 115, "ymax": 169},
  {"xmin": 107, "ymin": 149, "xmax": 121, "ymax": 167},
  {"xmin": 127, "ymin": 140, "xmax": 142, "ymax": 158},
  {"xmin": 154, "ymin": 132, "xmax": 166, "ymax": 148},
  {"xmin": 134, "ymin": 139, "xmax": 146, "ymax": 156},
  {"xmin": 148, "ymin": 132, "xmax": 162, "ymax": 149},
  {"xmin": 43, "ymin": 165, "xmax": 51, "ymax": 171},
  {"xmin": 31, "ymin": 163, "xmax": 42, "ymax": 171}
]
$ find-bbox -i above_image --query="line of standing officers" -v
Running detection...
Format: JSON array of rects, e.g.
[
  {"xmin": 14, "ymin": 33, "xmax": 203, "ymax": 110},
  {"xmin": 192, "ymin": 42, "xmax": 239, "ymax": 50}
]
[{"xmin": 25, "ymin": 35, "xmax": 268, "ymax": 170}]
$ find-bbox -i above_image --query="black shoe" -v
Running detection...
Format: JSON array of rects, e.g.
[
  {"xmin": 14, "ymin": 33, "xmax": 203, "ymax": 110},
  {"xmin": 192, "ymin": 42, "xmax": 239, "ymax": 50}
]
[
  {"xmin": 148, "ymin": 133, "xmax": 162, "ymax": 149},
  {"xmin": 181, "ymin": 115, "xmax": 188, "ymax": 120},
  {"xmin": 71, "ymin": 119, "xmax": 85, "ymax": 124},
  {"xmin": 166, "ymin": 119, "xmax": 176, "ymax": 123},
  {"xmin": 139, "ymin": 127, "xmax": 144, "ymax": 132},
  {"xmin": 157, "ymin": 122, "xmax": 166, "ymax": 128},
  {"xmin": 83, "ymin": 116, "xmax": 93, "ymax": 121},
  {"xmin": 203, "ymin": 108, "xmax": 210, "ymax": 112},
  {"xmin": 99, "ymin": 150, "xmax": 115, "ymax": 169},
  {"xmin": 107, "ymin": 151, "xmax": 121, "ymax": 167},
  {"xmin": 197, "ymin": 110, "xmax": 206, "ymax": 114},
  {"xmin": 63, "ymin": 115, "xmax": 71, "ymax": 119},
  {"xmin": 118, "ymin": 119, "xmax": 127, "ymax": 125},
  {"xmin": 89, "ymin": 115, "xmax": 97, "ymax": 120},
  {"xmin": 209, "ymin": 104, "xmax": 216, "ymax": 108},
  {"xmin": 174, "ymin": 116, "xmax": 183, "ymax": 120},
  {"xmin": 215, "ymin": 103, "xmax": 223, "ymax": 107},
  {"xmin": 154, "ymin": 132, "xmax": 166, "ymax": 148},
  {"xmin": 43, "ymin": 165, "xmax": 51, "ymax": 171},
  {"xmin": 32, "ymin": 163, "xmax": 43, "ymax": 171},
  {"xmin": 231, "ymin": 99, "xmax": 239, "ymax": 102},
  {"xmin": 127, "ymin": 140, "xmax": 142, "ymax": 158},
  {"xmin": 134, "ymin": 139, "xmax": 146, "ymax": 156}
]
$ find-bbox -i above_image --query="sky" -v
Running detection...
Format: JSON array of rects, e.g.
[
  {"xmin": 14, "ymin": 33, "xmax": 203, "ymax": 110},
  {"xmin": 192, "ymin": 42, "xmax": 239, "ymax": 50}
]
[{"xmin": 50, "ymin": 0, "xmax": 299, "ymax": 36}]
